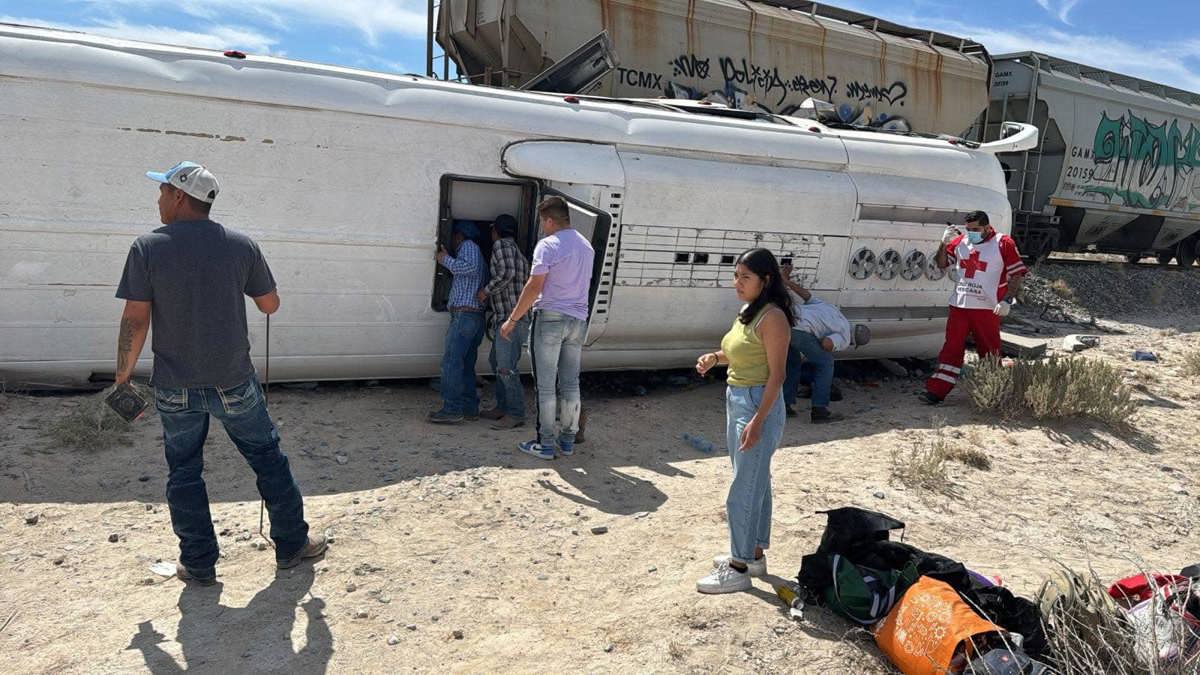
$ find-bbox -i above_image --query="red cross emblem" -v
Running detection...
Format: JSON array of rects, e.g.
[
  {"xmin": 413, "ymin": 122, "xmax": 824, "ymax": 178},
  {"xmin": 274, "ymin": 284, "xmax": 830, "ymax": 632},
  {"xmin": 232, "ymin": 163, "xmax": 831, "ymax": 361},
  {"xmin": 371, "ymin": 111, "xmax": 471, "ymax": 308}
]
[{"xmin": 959, "ymin": 251, "xmax": 989, "ymax": 278}]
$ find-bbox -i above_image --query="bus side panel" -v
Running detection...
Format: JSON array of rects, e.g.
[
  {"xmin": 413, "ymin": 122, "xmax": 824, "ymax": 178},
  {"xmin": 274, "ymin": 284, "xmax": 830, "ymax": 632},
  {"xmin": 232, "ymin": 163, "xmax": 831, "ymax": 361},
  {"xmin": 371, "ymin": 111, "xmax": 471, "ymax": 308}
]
[{"xmin": 0, "ymin": 76, "xmax": 520, "ymax": 385}]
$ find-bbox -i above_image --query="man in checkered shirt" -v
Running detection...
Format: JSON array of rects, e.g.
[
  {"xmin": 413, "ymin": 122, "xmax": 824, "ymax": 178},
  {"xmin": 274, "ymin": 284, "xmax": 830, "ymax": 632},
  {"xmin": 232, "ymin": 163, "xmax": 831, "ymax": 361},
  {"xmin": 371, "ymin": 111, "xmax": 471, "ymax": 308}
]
[
  {"xmin": 477, "ymin": 214, "xmax": 531, "ymax": 429},
  {"xmin": 429, "ymin": 220, "xmax": 486, "ymax": 423}
]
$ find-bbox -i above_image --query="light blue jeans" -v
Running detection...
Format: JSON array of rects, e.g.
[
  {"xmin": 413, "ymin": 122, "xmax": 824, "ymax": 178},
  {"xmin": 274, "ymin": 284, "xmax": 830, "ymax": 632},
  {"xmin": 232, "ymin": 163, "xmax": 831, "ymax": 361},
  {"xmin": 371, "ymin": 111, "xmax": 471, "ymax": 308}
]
[
  {"xmin": 488, "ymin": 316, "xmax": 529, "ymax": 420},
  {"xmin": 725, "ymin": 384, "xmax": 786, "ymax": 562},
  {"xmin": 530, "ymin": 310, "xmax": 587, "ymax": 448}
]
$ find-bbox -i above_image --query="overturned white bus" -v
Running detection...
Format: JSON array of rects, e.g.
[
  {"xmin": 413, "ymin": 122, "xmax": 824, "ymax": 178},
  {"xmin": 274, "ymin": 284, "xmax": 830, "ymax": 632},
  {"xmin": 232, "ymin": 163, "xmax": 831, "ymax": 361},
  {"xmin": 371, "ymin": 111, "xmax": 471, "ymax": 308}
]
[{"xmin": 0, "ymin": 24, "xmax": 1035, "ymax": 387}]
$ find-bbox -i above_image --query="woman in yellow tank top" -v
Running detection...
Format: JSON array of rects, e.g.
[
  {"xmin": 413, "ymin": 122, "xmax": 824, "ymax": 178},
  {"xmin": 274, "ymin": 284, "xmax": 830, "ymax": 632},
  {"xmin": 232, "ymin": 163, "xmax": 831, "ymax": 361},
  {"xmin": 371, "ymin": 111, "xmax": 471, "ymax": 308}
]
[{"xmin": 694, "ymin": 248, "xmax": 793, "ymax": 594}]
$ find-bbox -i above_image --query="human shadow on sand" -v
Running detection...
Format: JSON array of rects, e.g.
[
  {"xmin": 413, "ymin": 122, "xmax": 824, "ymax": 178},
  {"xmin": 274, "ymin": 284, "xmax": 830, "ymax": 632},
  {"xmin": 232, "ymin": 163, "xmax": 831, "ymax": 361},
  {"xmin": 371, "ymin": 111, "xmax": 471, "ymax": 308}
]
[{"xmin": 126, "ymin": 567, "xmax": 331, "ymax": 674}]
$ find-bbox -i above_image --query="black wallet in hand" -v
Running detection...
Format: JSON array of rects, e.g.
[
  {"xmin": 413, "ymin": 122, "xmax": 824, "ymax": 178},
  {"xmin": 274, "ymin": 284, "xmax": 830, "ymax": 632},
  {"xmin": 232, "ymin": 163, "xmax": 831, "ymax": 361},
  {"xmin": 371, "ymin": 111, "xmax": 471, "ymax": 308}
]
[{"xmin": 105, "ymin": 383, "xmax": 149, "ymax": 423}]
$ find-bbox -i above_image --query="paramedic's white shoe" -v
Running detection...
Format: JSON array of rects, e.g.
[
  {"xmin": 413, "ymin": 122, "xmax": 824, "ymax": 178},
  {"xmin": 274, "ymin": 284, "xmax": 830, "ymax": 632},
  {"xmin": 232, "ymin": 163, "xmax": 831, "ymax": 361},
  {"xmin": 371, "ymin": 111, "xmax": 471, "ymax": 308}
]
[
  {"xmin": 711, "ymin": 553, "xmax": 767, "ymax": 577},
  {"xmin": 696, "ymin": 561, "xmax": 752, "ymax": 594}
]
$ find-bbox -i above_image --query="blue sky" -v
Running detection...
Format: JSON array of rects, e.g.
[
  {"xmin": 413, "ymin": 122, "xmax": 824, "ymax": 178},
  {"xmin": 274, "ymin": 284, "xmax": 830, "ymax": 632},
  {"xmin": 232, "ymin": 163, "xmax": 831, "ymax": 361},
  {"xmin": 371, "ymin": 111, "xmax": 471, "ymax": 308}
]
[{"xmin": 1, "ymin": 0, "xmax": 1198, "ymax": 91}]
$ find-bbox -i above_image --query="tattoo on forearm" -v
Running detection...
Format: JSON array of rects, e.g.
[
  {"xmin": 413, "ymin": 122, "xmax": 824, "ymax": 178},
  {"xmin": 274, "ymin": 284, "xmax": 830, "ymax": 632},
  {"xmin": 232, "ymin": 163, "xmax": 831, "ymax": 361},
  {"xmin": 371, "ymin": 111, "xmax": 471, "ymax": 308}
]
[{"xmin": 117, "ymin": 318, "xmax": 135, "ymax": 373}]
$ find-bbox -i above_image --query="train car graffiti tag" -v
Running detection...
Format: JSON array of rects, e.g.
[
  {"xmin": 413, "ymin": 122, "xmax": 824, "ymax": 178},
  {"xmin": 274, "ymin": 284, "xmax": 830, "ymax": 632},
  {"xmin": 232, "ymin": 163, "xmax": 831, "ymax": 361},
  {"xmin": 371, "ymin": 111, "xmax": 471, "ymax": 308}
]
[
  {"xmin": 648, "ymin": 52, "xmax": 914, "ymax": 129},
  {"xmin": 1081, "ymin": 110, "xmax": 1200, "ymax": 210},
  {"xmin": 845, "ymin": 80, "xmax": 907, "ymax": 106},
  {"xmin": 669, "ymin": 53, "xmax": 710, "ymax": 80}
]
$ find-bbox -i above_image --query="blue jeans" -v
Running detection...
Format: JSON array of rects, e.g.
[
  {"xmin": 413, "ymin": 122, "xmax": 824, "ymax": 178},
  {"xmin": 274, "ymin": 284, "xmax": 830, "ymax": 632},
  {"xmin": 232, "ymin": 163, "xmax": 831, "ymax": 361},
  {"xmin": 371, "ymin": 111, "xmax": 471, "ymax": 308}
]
[
  {"xmin": 439, "ymin": 311, "xmax": 486, "ymax": 415},
  {"xmin": 725, "ymin": 384, "xmax": 786, "ymax": 562},
  {"xmin": 530, "ymin": 310, "xmax": 587, "ymax": 447},
  {"xmin": 784, "ymin": 329, "xmax": 835, "ymax": 408},
  {"xmin": 488, "ymin": 316, "xmax": 529, "ymax": 420},
  {"xmin": 155, "ymin": 375, "xmax": 308, "ymax": 574}
]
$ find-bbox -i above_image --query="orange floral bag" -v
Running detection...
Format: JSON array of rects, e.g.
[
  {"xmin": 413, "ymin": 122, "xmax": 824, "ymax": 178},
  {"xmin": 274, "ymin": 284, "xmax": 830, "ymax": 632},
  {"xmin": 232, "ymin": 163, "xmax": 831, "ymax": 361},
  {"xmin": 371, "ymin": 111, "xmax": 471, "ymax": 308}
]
[{"xmin": 873, "ymin": 576, "xmax": 1004, "ymax": 674}]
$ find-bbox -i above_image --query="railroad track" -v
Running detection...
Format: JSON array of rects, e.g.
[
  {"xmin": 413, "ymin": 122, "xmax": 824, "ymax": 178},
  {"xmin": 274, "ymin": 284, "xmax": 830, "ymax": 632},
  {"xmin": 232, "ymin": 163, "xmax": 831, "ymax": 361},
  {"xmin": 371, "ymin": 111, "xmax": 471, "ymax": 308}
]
[{"xmin": 1035, "ymin": 256, "xmax": 1199, "ymax": 272}]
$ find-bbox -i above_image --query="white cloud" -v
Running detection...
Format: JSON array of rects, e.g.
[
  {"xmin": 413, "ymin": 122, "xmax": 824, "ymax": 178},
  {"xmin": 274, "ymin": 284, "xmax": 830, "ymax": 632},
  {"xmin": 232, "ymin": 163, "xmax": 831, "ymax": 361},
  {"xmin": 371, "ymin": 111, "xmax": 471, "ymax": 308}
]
[
  {"xmin": 920, "ymin": 18, "xmax": 1200, "ymax": 93},
  {"xmin": 329, "ymin": 45, "xmax": 412, "ymax": 74},
  {"xmin": 1, "ymin": 15, "xmax": 279, "ymax": 53},
  {"xmin": 818, "ymin": 4, "xmax": 1200, "ymax": 93},
  {"xmin": 1035, "ymin": 0, "xmax": 1083, "ymax": 25},
  {"xmin": 78, "ymin": 0, "xmax": 429, "ymax": 45}
]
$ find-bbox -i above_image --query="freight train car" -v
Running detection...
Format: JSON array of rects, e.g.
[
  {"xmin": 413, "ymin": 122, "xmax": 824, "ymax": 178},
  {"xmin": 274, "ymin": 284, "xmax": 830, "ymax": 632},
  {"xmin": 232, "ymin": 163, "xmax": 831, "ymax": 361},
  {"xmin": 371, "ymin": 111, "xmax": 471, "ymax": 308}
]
[
  {"xmin": 984, "ymin": 52, "xmax": 1200, "ymax": 266},
  {"xmin": 436, "ymin": 0, "xmax": 990, "ymax": 136}
]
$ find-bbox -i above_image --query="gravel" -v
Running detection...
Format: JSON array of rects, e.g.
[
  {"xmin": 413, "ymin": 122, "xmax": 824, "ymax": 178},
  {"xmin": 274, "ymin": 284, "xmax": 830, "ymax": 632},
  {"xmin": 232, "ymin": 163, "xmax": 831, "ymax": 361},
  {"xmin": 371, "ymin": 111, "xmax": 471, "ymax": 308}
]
[{"xmin": 1026, "ymin": 260, "xmax": 1200, "ymax": 320}]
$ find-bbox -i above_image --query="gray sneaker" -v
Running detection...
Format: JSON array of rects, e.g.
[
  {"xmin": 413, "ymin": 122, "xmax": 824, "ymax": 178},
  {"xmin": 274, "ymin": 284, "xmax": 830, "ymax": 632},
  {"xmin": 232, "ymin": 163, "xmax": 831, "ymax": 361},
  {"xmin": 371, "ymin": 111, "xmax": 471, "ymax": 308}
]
[
  {"xmin": 490, "ymin": 415, "xmax": 524, "ymax": 430},
  {"xmin": 427, "ymin": 410, "xmax": 464, "ymax": 424},
  {"xmin": 277, "ymin": 535, "xmax": 328, "ymax": 569},
  {"xmin": 176, "ymin": 562, "xmax": 216, "ymax": 586}
]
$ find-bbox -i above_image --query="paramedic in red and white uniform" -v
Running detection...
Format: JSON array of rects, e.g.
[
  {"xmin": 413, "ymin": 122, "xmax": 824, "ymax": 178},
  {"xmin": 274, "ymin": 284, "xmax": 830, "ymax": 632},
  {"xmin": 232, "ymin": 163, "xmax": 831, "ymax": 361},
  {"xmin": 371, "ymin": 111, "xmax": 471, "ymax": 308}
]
[{"xmin": 920, "ymin": 210, "xmax": 1027, "ymax": 404}]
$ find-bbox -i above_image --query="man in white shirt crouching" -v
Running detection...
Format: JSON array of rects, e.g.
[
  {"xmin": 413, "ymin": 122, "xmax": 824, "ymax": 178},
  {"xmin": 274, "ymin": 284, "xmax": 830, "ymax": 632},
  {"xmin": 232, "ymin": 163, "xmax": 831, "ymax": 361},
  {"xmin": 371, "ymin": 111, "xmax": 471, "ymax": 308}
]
[{"xmin": 779, "ymin": 262, "xmax": 851, "ymax": 423}]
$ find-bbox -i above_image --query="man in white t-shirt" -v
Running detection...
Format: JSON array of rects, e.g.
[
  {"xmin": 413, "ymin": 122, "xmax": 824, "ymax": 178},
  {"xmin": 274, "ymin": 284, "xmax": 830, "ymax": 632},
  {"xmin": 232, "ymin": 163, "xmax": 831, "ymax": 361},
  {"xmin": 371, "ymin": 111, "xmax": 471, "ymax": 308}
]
[{"xmin": 921, "ymin": 210, "xmax": 1027, "ymax": 404}]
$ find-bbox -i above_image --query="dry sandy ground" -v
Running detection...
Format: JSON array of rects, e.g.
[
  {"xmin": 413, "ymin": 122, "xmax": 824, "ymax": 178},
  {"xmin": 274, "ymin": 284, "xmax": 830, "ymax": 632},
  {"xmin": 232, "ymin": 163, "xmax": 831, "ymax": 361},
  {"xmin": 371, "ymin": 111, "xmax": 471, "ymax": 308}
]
[{"xmin": 2, "ymin": 272, "xmax": 1199, "ymax": 673}]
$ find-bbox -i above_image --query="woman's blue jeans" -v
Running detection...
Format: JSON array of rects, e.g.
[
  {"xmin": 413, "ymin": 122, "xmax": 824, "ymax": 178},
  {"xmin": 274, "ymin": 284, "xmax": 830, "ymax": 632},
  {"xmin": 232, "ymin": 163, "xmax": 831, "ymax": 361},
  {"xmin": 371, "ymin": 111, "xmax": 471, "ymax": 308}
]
[{"xmin": 725, "ymin": 384, "xmax": 786, "ymax": 562}]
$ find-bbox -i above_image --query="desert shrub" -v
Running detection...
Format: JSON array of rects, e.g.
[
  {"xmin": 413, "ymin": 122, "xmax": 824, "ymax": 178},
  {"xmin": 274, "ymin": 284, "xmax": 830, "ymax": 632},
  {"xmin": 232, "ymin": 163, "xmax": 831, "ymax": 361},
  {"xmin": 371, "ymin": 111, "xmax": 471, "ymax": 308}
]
[
  {"xmin": 965, "ymin": 356, "xmax": 1136, "ymax": 427},
  {"xmin": 892, "ymin": 436, "xmax": 948, "ymax": 491},
  {"xmin": 892, "ymin": 417, "xmax": 957, "ymax": 494},
  {"xmin": 1036, "ymin": 564, "xmax": 1200, "ymax": 674},
  {"xmin": 50, "ymin": 392, "xmax": 134, "ymax": 450},
  {"xmin": 1184, "ymin": 350, "xmax": 1200, "ymax": 378},
  {"xmin": 1048, "ymin": 278, "xmax": 1078, "ymax": 302},
  {"xmin": 892, "ymin": 418, "xmax": 992, "ymax": 492},
  {"xmin": 1036, "ymin": 566, "xmax": 1138, "ymax": 674},
  {"xmin": 947, "ymin": 446, "xmax": 992, "ymax": 471}
]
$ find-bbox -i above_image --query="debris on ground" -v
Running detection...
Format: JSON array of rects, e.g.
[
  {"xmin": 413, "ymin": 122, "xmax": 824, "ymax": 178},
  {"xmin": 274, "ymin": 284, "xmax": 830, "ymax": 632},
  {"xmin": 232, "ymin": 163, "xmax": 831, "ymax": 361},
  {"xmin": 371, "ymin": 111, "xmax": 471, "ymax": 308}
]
[{"xmin": 1062, "ymin": 334, "xmax": 1101, "ymax": 352}]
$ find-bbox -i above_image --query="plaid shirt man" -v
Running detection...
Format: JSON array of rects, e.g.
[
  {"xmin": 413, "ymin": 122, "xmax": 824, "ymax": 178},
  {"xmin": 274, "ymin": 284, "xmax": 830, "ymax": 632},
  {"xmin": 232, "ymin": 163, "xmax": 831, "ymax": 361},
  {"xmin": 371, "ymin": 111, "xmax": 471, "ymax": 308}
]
[
  {"xmin": 484, "ymin": 236, "xmax": 529, "ymax": 319},
  {"xmin": 440, "ymin": 239, "xmax": 485, "ymax": 309}
]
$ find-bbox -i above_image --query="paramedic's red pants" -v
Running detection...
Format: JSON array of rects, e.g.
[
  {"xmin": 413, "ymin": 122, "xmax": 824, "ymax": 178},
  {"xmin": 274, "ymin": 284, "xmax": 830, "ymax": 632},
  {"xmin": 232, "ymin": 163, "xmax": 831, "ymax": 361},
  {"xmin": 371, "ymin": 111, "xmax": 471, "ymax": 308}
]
[{"xmin": 925, "ymin": 307, "xmax": 1001, "ymax": 399}]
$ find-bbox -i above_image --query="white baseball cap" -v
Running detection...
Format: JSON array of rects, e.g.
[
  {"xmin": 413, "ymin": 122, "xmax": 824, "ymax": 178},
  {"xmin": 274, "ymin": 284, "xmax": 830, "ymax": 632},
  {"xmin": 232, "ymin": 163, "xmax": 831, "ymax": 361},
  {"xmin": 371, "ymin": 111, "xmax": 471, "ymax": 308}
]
[{"xmin": 146, "ymin": 161, "xmax": 220, "ymax": 203}]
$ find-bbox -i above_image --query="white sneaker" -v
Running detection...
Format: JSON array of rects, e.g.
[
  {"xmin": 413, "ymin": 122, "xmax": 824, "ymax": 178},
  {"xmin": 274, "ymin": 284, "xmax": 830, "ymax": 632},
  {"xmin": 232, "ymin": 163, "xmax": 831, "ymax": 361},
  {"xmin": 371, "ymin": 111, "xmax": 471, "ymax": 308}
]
[
  {"xmin": 711, "ymin": 554, "xmax": 767, "ymax": 577},
  {"xmin": 696, "ymin": 561, "xmax": 752, "ymax": 594}
]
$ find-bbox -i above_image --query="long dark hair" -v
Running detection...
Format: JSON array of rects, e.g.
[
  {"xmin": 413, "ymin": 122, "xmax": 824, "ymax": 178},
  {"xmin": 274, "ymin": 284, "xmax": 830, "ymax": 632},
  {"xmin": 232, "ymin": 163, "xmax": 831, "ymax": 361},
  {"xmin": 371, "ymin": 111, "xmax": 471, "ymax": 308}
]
[{"xmin": 735, "ymin": 248, "xmax": 794, "ymax": 326}]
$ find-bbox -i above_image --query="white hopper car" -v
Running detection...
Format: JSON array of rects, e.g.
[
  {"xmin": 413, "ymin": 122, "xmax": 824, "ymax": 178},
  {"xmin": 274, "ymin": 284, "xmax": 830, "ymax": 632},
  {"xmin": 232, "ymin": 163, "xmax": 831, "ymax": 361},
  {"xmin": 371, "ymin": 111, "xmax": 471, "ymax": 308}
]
[{"xmin": 0, "ymin": 25, "xmax": 1036, "ymax": 387}]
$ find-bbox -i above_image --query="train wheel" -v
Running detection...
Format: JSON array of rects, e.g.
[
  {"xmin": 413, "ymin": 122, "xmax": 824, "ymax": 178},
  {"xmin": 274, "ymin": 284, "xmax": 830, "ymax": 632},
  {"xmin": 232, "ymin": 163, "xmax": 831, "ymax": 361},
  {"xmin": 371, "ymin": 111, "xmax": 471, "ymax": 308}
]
[
  {"xmin": 1156, "ymin": 252, "xmax": 1174, "ymax": 265},
  {"xmin": 1177, "ymin": 247, "xmax": 1197, "ymax": 268},
  {"xmin": 1125, "ymin": 253, "xmax": 1142, "ymax": 264}
]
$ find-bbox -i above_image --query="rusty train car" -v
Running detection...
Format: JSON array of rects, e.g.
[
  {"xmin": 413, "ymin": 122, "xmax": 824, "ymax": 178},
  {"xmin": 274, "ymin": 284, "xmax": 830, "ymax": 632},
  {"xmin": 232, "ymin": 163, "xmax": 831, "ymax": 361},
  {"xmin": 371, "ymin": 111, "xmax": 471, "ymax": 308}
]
[{"xmin": 437, "ymin": 0, "xmax": 991, "ymax": 137}]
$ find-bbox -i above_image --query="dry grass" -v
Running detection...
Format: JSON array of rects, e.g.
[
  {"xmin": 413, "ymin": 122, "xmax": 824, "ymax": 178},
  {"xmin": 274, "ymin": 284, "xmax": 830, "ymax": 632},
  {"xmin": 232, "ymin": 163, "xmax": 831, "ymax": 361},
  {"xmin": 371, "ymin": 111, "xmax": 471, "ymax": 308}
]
[
  {"xmin": 891, "ymin": 417, "xmax": 990, "ymax": 492},
  {"xmin": 1184, "ymin": 350, "xmax": 1200, "ymax": 378},
  {"xmin": 948, "ymin": 446, "xmax": 992, "ymax": 470},
  {"xmin": 1049, "ymin": 279, "xmax": 1078, "ymax": 303},
  {"xmin": 1035, "ymin": 564, "xmax": 1200, "ymax": 675},
  {"xmin": 1132, "ymin": 369, "xmax": 1160, "ymax": 385},
  {"xmin": 891, "ymin": 418, "xmax": 952, "ymax": 493},
  {"xmin": 965, "ymin": 356, "xmax": 1137, "ymax": 428},
  {"xmin": 50, "ymin": 391, "xmax": 136, "ymax": 450}
]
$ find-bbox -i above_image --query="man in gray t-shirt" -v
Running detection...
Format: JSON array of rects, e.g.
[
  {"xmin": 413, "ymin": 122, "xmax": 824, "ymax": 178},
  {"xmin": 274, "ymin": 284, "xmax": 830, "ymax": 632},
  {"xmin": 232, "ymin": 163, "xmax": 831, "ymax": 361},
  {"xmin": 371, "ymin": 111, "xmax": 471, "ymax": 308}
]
[
  {"xmin": 116, "ymin": 213, "xmax": 276, "ymax": 388},
  {"xmin": 114, "ymin": 161, "xmax": 325, "ymax": 585}
]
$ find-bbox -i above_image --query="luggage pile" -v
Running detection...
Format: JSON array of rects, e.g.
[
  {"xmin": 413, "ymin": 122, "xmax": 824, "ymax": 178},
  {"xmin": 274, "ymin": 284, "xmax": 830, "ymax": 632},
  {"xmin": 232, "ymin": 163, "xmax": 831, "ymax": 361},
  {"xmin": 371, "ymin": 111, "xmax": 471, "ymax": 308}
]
[{"xmin": 794, "ymin": 507, "xmax": 1200, "ymax": 674}]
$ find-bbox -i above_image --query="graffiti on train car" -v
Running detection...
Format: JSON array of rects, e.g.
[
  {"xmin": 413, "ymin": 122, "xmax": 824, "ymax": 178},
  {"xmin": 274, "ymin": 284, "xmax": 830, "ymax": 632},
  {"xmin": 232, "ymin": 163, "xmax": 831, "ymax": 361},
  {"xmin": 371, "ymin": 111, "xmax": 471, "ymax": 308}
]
[
  {"xmin": 615, "ymin": 53, "xmax": 913, "ymax": 131},
  {"xmin": 1071, "ymin": 110, "xmax": 1200, "ymax": 212}
]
